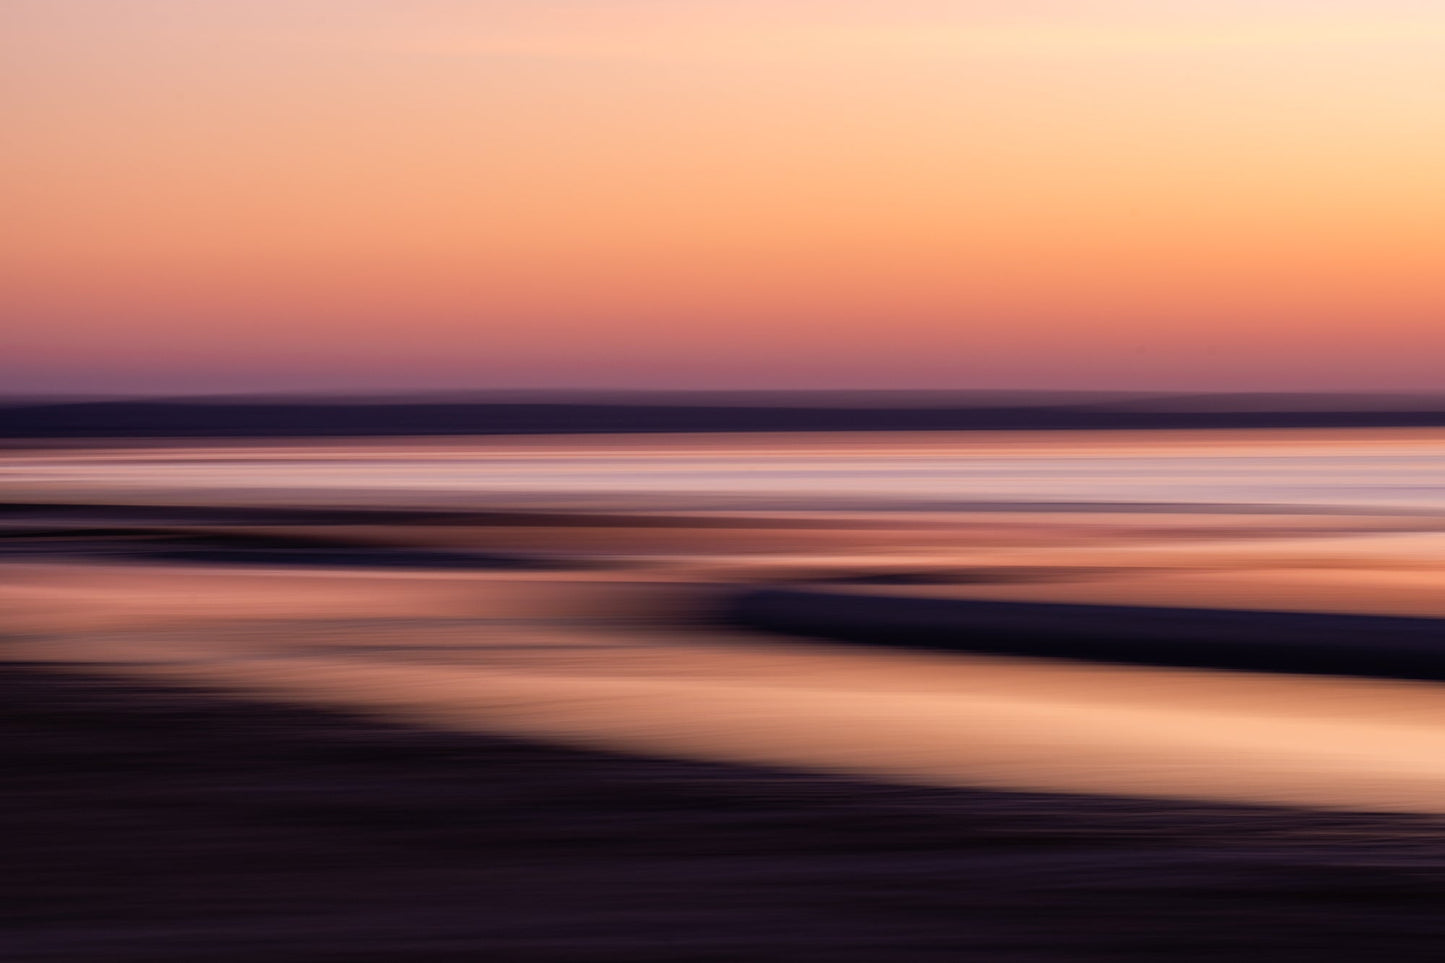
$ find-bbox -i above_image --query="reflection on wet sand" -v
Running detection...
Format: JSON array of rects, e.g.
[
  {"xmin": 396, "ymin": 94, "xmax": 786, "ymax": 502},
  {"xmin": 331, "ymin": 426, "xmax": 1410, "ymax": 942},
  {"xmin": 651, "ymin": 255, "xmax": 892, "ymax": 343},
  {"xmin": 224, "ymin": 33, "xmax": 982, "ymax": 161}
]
[{"xmin": 6, "ymin": 551, "xmax": 1445, "ymax": 815}]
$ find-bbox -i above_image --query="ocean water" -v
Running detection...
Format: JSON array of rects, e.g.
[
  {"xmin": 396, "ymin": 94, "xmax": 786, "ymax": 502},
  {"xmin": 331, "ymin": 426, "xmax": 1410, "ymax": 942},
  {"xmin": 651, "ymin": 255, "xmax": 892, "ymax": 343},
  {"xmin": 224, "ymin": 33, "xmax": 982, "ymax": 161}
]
[{"xmin": 8, "ymin": 428, "xmax": 1445, "ymax": 515}]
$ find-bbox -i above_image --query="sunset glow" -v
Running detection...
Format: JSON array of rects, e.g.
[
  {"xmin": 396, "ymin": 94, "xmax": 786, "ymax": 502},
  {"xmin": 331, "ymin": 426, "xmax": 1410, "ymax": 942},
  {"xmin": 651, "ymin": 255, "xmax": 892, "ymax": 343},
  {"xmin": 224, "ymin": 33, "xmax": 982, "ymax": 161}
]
[{"xmin": 6, "ymin": 1, "xmax": 1445, "ymax": 393}]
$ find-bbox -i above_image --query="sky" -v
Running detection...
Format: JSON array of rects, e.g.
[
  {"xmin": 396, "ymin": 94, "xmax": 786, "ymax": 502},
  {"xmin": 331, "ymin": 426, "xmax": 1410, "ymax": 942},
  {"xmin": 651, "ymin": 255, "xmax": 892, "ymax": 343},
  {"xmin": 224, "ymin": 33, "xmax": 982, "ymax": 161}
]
[{"xmin": 4, "ymin": 0, "xmax": 1445, "ymax": 394}]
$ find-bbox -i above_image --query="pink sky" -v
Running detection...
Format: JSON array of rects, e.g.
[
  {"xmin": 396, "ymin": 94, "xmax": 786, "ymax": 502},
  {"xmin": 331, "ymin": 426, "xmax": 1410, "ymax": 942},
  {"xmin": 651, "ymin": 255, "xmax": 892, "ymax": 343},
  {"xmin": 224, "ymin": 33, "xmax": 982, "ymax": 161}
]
[{"xmin": 5, "ymin": 1, "xmax": 1445, "ymax": 393}]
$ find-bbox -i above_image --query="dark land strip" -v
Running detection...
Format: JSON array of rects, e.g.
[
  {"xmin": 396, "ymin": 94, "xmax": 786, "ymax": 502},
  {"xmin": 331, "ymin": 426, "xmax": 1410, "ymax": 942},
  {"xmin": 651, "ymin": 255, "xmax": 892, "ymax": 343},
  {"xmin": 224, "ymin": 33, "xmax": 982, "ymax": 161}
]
[
  {"xmin": 0, "ymin": 528, "xmax": 576, "ymax": 571},
  {"xmin": 719, "ymin": 588, "xmax": 1445, "ymax": 683},
  {"xmin": 10, "ymin": 398, "xmax": 1445, "ymax": 438}
]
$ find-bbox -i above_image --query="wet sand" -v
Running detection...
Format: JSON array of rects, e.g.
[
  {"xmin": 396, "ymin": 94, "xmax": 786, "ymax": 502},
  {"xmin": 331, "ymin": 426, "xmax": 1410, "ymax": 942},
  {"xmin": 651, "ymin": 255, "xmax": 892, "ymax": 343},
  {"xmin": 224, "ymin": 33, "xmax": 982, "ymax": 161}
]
[{"xmin": 8, "ymin": 664, "xmax": 1445, "ymax": 962}]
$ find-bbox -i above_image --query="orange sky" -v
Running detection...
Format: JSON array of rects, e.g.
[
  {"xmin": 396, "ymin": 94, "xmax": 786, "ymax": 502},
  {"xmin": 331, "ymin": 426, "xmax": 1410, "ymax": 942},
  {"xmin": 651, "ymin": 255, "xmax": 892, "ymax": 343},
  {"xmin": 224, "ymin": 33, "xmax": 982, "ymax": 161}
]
[{"xmin": 4, "ymin": 1, "xmax": 1445, "ymax": 393}]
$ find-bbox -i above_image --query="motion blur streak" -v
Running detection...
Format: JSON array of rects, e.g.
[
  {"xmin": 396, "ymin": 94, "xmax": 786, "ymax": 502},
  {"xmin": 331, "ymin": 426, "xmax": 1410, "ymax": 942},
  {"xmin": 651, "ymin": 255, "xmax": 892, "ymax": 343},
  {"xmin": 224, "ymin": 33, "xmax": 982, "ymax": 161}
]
[{"xmin": 8, "ymin": 428, "xmax": 1445, "ymax": 813}]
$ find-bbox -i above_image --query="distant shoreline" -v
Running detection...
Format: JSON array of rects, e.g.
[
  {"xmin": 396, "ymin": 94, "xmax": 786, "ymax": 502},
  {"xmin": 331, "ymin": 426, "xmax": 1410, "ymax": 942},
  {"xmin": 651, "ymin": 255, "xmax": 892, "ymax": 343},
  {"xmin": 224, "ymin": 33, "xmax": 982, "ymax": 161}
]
[{"xmin": 9, "ymin": 397, "xmax": 1445, "ymax": 438}]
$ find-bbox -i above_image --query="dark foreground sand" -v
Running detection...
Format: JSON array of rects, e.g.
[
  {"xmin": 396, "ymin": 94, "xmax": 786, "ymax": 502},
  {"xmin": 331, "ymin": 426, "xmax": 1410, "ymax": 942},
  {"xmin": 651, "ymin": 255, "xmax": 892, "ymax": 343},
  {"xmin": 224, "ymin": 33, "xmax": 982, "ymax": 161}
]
[{"xmin": 7, "ymin": 664, "xmax": 1445, "ymax": 963}]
